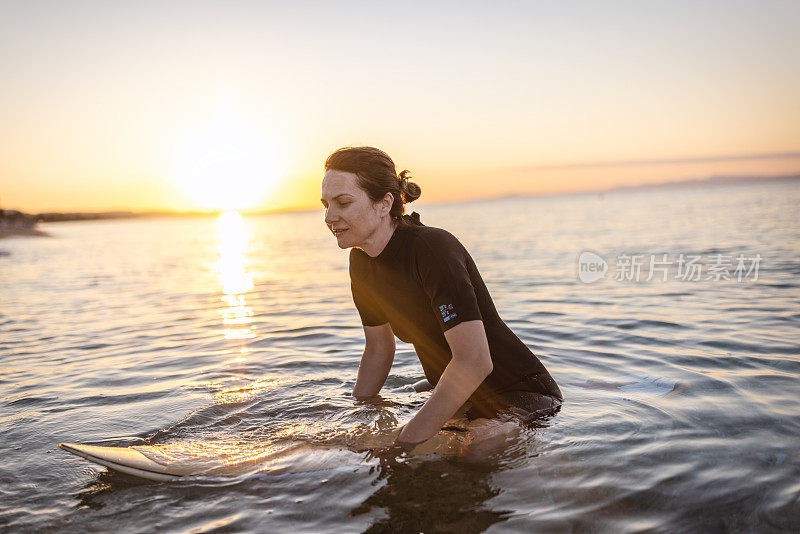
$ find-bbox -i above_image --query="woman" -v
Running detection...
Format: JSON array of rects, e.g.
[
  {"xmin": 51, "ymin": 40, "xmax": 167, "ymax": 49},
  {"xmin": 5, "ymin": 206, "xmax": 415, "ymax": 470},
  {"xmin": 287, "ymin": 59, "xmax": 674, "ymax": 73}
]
[{"xmin": 320, "ymin": 146, "xmax": 563, "ymax": 458}]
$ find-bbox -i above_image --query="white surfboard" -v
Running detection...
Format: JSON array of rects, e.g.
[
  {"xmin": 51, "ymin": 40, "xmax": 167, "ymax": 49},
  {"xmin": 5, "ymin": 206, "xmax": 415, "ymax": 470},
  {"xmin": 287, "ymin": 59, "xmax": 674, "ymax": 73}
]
[
  {"xmin": 61, "ymin": 437, "xmax": 419, "ymax": 481},
  {"xmin": 60, "ymin": 440, "xmax": 366, "ymax": 481},
  {"xmin": 59, "ymin": 443, "xmax": 182, "ymax": 481}
]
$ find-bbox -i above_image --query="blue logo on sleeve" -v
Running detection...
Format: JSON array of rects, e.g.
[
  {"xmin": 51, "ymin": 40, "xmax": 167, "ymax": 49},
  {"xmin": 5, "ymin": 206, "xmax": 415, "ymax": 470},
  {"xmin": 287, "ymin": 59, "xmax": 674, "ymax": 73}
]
[{"xmin": 439, "ymin": 304, "xmax": 457, "ymax": 323}]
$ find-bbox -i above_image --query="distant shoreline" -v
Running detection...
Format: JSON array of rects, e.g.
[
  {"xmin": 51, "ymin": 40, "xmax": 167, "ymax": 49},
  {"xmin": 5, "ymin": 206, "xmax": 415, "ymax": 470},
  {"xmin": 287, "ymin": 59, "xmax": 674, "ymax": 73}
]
[
  {"xmin": 0, "ymin": 227, "xmax": 49, "ymax": 240},
  {"xmin": 0, "ymin": 210, "xmax": 48, "ymax": 239}
]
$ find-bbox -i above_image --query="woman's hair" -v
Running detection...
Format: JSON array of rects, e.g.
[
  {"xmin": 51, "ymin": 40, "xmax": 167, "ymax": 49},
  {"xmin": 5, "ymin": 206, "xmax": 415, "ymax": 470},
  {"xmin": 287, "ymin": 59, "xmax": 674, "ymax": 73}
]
[{"xmin": 324, "ymin": 146, "xmax": 422, "ymax": 223}]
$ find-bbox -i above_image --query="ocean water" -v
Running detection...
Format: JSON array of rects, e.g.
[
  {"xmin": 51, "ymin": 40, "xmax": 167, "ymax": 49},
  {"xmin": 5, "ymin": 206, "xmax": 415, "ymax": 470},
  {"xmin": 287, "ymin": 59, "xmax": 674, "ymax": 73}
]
[{"xmin": 1, "ymin": 181, "xmax": 798, "ymax": 533}]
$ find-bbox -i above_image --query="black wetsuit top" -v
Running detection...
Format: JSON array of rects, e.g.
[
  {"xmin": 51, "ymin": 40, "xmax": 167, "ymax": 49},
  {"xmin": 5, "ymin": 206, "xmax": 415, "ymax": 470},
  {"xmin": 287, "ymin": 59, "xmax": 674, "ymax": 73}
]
[{"xmin": 349, "ymin": 213, "xmax": 562, "ymax": 416}]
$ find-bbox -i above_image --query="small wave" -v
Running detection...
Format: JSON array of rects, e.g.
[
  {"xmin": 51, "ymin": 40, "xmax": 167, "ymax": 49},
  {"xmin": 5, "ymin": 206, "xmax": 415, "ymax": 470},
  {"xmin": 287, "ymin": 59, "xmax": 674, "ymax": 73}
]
[{"xmin": 614, "ymin": 319, "xmax": 687, "ymax": 330}]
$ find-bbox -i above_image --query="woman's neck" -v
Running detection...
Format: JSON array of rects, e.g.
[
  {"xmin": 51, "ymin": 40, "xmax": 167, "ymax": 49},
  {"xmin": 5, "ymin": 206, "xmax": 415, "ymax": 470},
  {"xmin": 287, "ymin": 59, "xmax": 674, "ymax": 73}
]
[{"xmin": 362, "ymin": 219, "xmax": 398, "ymax": 258}]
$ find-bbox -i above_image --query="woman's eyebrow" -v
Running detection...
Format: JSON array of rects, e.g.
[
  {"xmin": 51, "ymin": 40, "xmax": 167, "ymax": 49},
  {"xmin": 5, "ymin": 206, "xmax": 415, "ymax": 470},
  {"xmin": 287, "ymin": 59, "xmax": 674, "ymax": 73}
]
[{"xmin": 320, "ymin": 193, "xmax": 353, "ymax": 204}]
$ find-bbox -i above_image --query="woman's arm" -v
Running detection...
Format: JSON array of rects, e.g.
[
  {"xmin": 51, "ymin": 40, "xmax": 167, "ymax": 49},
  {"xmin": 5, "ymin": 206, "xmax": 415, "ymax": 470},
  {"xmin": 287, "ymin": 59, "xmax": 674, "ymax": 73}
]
[
  {"xmin": 352, "ymin": 322, "xmax": 396, "ymax": 400},
  {"xmin": 397, "ymin": 320, "xmax": 493, "ymax": 444}
]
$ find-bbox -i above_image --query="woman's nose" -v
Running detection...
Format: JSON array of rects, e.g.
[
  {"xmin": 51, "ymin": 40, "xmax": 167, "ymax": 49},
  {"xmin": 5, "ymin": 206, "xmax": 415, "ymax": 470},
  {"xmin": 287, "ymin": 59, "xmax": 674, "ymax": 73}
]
[{"xmin": 324, "ymin": 208, "xmax": 338, "ymax": 224}]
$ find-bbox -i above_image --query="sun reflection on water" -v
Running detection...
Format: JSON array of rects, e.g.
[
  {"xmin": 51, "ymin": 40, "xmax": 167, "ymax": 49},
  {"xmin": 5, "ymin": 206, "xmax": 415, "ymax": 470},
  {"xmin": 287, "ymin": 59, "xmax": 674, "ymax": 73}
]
[
  {"xmin": 206, "ymin": 376, "xmax": 286, "ymax": 403},
  {"xmin": 216, "ymin": 211, "xmax": 255, "ymax": 342}
]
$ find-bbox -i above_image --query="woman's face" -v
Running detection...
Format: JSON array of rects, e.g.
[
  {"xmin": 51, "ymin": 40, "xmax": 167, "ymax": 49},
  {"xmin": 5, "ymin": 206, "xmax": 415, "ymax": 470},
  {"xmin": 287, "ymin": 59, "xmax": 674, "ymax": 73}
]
[{"xmin": 320, "ymin": 169, "xmax": 389, "ymax": 250}]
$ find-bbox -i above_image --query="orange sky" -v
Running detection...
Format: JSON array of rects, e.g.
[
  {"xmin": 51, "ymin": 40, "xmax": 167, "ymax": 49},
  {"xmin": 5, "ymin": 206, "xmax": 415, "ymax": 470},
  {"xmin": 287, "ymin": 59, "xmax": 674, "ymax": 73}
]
[{"xmin": 1, "ymin": 1, "xmax": 798, "ymax": 213}]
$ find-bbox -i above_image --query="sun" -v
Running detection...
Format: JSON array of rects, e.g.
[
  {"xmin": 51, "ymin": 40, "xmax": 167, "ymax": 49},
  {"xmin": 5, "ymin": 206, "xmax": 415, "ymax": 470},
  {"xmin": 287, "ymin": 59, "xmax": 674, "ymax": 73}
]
[{"xmin": 170, "ymin": 108, "xmax": 284, "ymax": 211}]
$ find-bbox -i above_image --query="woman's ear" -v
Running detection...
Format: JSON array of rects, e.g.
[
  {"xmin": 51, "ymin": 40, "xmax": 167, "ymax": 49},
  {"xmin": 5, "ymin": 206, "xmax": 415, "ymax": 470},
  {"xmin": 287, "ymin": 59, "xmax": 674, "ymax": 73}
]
[{"xmin": 381, "ymin": 192, "xmax": 394, "ymax": 216}]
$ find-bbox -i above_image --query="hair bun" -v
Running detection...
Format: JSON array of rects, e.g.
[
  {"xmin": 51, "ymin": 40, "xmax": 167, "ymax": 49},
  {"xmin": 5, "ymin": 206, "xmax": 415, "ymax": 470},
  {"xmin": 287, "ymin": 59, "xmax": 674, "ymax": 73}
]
[
  {"xmin": 397, "ymin": 169, "xmax": 421, "ymax": 204},
  {"xmin": 402, "ymin": 211, "xmax": 424, "ymax": 226}
]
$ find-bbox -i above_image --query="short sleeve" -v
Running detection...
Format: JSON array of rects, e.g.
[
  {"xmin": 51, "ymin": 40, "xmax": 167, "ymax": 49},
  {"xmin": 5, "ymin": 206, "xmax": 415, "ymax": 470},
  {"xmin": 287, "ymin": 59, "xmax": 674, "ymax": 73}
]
[
  {"xmin": 415, "ymin": 232, "xmax": 483, "ymax": 332},
  {"xmin": 350, "ymin": 279, "xmax": 388, "ymax": 327},
  {"xmin": 349, "ymin": 251, "xmax": 388, "ymax": 327}
]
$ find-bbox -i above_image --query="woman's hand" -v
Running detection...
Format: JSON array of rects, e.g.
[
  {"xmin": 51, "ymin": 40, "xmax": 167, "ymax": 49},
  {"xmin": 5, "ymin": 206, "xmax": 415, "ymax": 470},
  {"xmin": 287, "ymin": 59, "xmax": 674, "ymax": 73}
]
[{"xmin": 364, "ymin": 437, "xmax": 421, "ymax": 468}]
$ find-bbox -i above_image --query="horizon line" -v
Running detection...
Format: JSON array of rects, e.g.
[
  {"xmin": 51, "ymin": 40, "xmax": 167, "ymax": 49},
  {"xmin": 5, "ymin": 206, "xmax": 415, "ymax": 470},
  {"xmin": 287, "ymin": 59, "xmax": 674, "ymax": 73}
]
[{"xmin": 514, "ymin": 150, "xmax": 800, "ymax": 171}]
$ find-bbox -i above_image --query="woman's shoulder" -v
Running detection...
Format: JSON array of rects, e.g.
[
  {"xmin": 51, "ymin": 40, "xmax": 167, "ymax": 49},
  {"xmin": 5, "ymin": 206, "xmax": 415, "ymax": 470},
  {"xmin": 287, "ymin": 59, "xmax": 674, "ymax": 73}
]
[
  {"xmin": 405, "ymin": 224, "xmax": 467, "ymax": 255},
  {"xmin": 348, "ymin": 246, "xmax": 369, "ymax": 274}
]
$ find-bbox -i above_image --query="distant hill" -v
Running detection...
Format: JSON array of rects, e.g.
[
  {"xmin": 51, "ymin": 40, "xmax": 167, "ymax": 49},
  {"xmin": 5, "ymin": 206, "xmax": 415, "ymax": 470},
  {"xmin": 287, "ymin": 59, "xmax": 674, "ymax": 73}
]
[
  {"xmin": 601, "ymin": 172, "xmax": 800, "ymax": 193},
  {"xmin": 473, "ymin": 172, "xmax": 800, "ymax": 205},
  {"xmin": 34, "ymin": 211, "xmax": 141, "ymax": 222}
]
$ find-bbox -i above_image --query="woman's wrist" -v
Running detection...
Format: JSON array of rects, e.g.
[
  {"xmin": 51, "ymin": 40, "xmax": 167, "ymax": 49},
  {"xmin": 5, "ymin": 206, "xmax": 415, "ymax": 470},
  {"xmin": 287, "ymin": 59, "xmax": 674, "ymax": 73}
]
[
  {"xmin": 392, "ymin": 437, "xmax": 421, "ymax": 454},
  {"xmin": 393, "ymin": 424, "xmax": 423, "ymax": 453}
]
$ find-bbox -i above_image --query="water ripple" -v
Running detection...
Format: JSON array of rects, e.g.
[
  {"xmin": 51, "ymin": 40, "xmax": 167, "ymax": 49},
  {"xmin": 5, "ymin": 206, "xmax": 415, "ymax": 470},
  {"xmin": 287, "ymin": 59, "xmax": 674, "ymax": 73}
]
[{"xmin": 1, "ymin": 184, "xmax": 799, "ymax": 532}]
